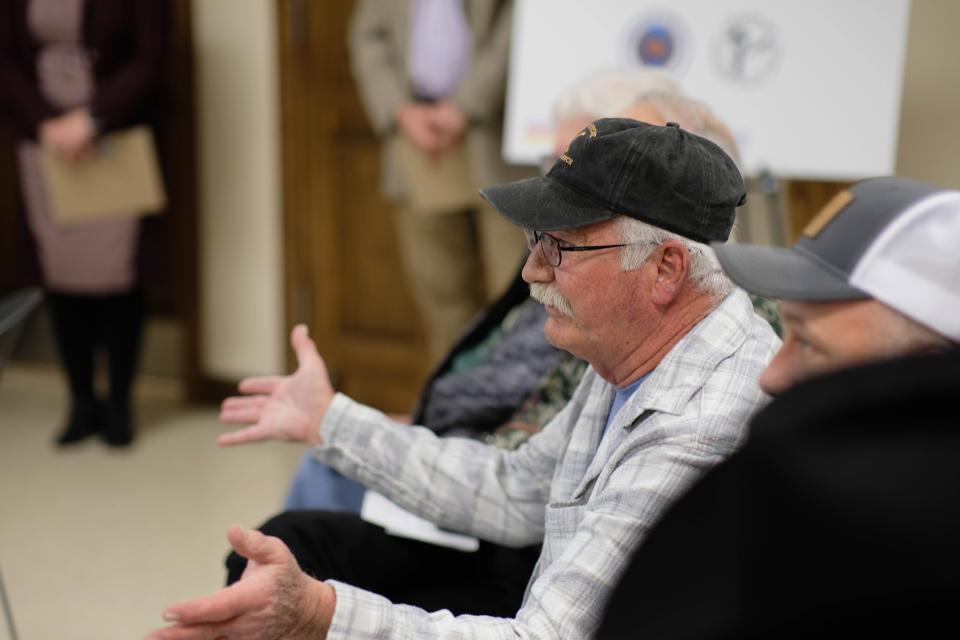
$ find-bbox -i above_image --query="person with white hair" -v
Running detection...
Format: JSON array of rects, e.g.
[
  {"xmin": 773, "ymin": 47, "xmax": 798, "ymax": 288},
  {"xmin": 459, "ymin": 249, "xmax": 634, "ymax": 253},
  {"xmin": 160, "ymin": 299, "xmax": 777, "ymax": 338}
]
[
  {"xmin": 550, "ymin": 68, "xmax": 740, "ymax": 165},
  {"xmin": 281, "ymin": 67, "xmax": 760, "ymax": 518},
  {"xmin": 148, "ymin": 117, "xmax": 779, "ymax": 640}
]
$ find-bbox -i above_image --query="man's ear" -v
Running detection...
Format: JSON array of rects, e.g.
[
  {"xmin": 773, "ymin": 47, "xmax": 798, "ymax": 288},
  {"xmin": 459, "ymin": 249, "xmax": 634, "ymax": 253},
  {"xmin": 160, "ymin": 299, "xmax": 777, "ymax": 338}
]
[{"xmin": 650, "ymin": 240, "xmax": 690, "ymax": 305}]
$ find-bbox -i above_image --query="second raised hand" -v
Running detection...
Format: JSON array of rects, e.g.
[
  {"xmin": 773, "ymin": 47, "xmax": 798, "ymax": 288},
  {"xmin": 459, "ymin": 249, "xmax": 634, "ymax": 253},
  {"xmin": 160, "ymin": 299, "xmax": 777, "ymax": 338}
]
[{"xmin": 217, "ymin": 325, "xmax": 335, "ymax": 447}]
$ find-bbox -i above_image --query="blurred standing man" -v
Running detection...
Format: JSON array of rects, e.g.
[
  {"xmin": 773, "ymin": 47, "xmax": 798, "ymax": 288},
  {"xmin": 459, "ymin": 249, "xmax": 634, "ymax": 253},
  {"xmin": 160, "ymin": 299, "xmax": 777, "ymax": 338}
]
[{"xmin": 348, "ymin": 0, "xmax": 529, "ymax": 362}]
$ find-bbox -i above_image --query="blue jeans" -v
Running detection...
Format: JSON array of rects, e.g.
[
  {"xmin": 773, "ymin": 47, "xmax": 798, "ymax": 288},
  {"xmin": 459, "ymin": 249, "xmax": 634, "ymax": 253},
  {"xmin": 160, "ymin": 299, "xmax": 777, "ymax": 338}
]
[{"xmin": 284, "ymin": 451, "xmax": 366, "ymax": 512}]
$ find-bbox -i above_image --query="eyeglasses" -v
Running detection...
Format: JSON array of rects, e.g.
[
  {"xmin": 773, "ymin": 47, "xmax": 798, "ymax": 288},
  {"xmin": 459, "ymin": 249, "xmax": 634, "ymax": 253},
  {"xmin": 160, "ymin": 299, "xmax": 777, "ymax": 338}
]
[{"xmin": 525, "ymin": 230, "xmax": 630, "ymax": 267}]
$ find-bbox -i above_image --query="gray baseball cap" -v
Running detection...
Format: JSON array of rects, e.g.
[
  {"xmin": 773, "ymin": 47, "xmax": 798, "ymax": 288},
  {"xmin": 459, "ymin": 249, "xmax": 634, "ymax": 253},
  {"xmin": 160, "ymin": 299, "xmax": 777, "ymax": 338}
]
[{"xmin": 713, "ymin": 176, "xmax": 960, "ymax": 341}]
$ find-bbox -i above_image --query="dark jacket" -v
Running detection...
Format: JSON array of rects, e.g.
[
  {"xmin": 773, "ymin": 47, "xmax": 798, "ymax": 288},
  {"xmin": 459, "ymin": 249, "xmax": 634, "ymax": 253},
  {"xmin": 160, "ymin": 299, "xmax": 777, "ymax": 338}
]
[
  {"xmin": 411, "ymin": 255, "xmax": 533, "ymax": 426},
  {"xmin": 0, "ymin": 0, "xmax": 167, "ymax": 140},
  {"xmin": 598, "ymin": 347, "xmax": 960, "ymax": 639}
]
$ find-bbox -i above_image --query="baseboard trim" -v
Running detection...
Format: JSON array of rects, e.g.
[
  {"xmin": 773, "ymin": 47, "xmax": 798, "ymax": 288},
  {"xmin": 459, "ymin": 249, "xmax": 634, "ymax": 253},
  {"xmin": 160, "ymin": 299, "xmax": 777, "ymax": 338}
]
[
  {"xmin": 2, "ymin": 360, "xmax": 185, "ymax": 403},
  {"xmin": 192, "ymin": 376, "xmax": 241, "ymax": 405}
]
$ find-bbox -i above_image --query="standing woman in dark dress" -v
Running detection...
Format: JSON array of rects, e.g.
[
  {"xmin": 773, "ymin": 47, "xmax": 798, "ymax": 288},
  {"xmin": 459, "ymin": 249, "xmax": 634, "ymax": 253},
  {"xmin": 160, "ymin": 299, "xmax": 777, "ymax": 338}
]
[{"xmin": 0, "ymin": 0, "xmax": 167, "ymax": 446}]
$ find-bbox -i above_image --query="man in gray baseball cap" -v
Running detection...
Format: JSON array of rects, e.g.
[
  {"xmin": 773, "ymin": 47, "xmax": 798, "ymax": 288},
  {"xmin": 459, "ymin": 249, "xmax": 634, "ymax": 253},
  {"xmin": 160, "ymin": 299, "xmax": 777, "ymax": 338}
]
[
  {"xmin": 597, "ymin": 177, "xmax": 960, "ymax": 639},
  {"xmin": 713, "ymin": 176, "xmax": 959, "ymax": 395}
]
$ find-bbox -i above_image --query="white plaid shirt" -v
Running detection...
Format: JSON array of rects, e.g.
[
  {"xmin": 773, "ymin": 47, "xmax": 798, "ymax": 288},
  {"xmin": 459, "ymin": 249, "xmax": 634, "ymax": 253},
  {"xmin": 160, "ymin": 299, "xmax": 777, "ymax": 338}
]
[{"xmin": 314, "ymin": 288, "xmax": 780, "ymax": 638}]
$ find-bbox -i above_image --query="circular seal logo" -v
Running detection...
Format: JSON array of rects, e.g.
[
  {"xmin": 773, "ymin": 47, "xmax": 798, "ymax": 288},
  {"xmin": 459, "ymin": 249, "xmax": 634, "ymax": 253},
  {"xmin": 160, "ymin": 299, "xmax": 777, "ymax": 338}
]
[
  {"xmin": 621, "ymin": 11, "xmax": 692, "ymax": 74},
  {"xmin": 714, "ymin": 14, "xmax": 781, "ymax": 84},
  {"xmin": 638, "ymin": 24, "xmax": 675, "ymax": 66}
]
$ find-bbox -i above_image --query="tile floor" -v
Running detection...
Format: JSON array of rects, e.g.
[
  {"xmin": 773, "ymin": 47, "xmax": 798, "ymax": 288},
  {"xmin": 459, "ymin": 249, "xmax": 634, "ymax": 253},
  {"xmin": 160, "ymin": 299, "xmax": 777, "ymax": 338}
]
[{"xmin": 0, "ymin": 364, "xmax": 303, "ymax": 639}]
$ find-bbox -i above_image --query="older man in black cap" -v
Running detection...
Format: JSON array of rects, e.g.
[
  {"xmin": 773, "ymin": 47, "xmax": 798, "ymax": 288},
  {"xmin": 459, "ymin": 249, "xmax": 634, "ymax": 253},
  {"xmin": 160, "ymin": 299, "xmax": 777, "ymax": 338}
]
[{"xmin": 148, "ymin": 119, "xmax": 780, "ymax": 640}]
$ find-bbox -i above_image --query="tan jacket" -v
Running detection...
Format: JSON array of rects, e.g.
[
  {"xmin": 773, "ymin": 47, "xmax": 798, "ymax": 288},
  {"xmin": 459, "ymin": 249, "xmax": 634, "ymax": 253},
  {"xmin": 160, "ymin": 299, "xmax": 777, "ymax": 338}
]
[{"xmin": 348, "ymin": 0, "xmax": 530, "ymax": 202}]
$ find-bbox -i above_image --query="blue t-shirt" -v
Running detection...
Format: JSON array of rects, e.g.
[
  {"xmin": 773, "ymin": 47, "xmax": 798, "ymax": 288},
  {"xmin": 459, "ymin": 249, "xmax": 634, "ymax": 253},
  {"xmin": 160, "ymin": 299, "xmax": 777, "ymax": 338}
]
[{"xmin": 601, "ymin": 373, "xmax": 649, "ymax": 439}]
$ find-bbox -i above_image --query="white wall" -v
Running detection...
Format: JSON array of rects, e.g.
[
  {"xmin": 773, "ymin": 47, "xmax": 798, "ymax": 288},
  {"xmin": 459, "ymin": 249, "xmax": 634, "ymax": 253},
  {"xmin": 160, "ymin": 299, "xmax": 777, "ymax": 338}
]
[{"xmin": 192, "ymin": 0, "xmax": 284, "ymax": 379}]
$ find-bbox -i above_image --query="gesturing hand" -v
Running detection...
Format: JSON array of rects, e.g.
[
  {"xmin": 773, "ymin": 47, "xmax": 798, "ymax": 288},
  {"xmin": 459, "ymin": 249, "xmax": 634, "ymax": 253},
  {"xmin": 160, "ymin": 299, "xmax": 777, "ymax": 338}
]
[
  {"xmin": 146, "ymin": 525, "xmax": 335, "ymax": 640},
  {"xmin": 218, "ymin": 324, "xmax": 334, "ymax": 447},
  {"xmin": 394, "ymin": 102, "xmax": 460, "ymax": 153},
  {"xmin": 429, "ymin": 100, "xmax": 467, "ymax": 141}
]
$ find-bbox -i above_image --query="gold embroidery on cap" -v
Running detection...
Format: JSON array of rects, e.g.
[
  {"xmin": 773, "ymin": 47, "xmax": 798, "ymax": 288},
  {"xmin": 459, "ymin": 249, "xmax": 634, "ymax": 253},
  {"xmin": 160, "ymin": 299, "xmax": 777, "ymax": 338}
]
[
  {"xmin": 560, "ymin": 126, "xmax": 595, "ymax": 167},
  {"xmin": 803, "ymin": 190, "xmax": 855, "ymax": 238}
]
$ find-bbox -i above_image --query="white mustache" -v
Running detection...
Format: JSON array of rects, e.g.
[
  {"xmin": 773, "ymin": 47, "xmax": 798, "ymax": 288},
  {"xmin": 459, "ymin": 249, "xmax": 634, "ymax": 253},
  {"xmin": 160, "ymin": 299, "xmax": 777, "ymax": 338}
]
[{"xmin": 530, "ymin": 283, "xmax": 574, "ymax": 318}]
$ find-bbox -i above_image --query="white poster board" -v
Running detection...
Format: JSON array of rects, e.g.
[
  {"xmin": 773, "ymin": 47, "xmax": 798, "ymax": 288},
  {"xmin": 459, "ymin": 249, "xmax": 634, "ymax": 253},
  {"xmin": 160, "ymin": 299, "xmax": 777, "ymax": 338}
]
[{"xmin": 504, "ymin": 0, "xmax": 911, "ymax": 180}]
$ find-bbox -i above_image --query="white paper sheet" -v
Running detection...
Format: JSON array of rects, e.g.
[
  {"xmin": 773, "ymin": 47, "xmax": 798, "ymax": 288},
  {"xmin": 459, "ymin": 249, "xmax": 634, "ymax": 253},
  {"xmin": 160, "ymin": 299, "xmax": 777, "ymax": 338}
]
[{"xmin": 360, "ymin": 491, "xmax": 480, "ymax": 552}]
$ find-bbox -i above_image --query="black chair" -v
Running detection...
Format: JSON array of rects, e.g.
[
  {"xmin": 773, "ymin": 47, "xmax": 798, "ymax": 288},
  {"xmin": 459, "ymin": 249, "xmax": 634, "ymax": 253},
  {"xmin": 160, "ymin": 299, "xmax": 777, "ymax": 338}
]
[
  {"xmin": 0, "ymin": 288, "xmax": 42, "ymax": 384},
  {"xmin": 0, "ymin": 287, "xmax": 41, "ymax": 640}
]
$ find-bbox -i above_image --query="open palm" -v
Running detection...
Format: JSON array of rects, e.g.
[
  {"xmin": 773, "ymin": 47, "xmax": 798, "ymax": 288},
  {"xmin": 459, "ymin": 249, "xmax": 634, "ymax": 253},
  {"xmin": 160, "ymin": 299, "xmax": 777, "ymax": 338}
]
[
  {"xmin": 218, "ymin": 325, "xmax": 334, "ymax": 447},
  {"xmin": 146, "ymin": 525, "xmax": 333, "ymax": 639}
]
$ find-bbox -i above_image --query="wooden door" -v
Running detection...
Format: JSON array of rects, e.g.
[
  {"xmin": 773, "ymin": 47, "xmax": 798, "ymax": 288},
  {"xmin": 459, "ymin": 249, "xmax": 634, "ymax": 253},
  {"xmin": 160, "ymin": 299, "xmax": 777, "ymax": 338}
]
[{"xmin": 277, "ymin": 0, "xmax": 430, "ymax": 413}]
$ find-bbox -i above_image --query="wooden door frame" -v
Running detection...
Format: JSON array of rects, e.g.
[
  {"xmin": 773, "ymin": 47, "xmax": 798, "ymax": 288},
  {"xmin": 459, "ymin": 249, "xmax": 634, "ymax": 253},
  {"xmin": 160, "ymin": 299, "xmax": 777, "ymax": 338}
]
[
  {"xmin": 166, "ymin": 0, "xmax": 204, "ymax": 402},
  {"xmin": 275, "ymin": 0, "xmax": 430, "ymax": 412}
]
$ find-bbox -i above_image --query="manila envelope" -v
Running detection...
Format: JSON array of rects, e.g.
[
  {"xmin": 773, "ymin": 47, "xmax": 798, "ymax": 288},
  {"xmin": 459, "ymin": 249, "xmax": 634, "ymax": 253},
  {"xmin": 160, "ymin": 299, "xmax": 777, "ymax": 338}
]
[
  {"xmin": 393, "ymin": 134, "xmax": 480, "ymax": 215},
  {"xmin": 40, "ymin": 125, "xmax": 167, "ymax": 226}
]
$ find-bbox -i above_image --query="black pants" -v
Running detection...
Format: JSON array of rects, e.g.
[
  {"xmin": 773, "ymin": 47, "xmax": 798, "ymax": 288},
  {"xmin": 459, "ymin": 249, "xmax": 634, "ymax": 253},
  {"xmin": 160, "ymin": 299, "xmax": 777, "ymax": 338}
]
[
  {"xmin": 47, "ymin": 291, "xmax": 143, "ymax": 397},
  {"xmin": 226, "ymin": 510, "xmax": 541, "ymax": 617}
]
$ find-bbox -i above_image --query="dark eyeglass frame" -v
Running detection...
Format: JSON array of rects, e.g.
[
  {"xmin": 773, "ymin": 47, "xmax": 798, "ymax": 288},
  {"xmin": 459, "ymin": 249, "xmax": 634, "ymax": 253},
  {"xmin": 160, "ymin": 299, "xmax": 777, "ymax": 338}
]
[{"xmin": 527, "ymin": 230, "xmax": 630, "ymax": 267}]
